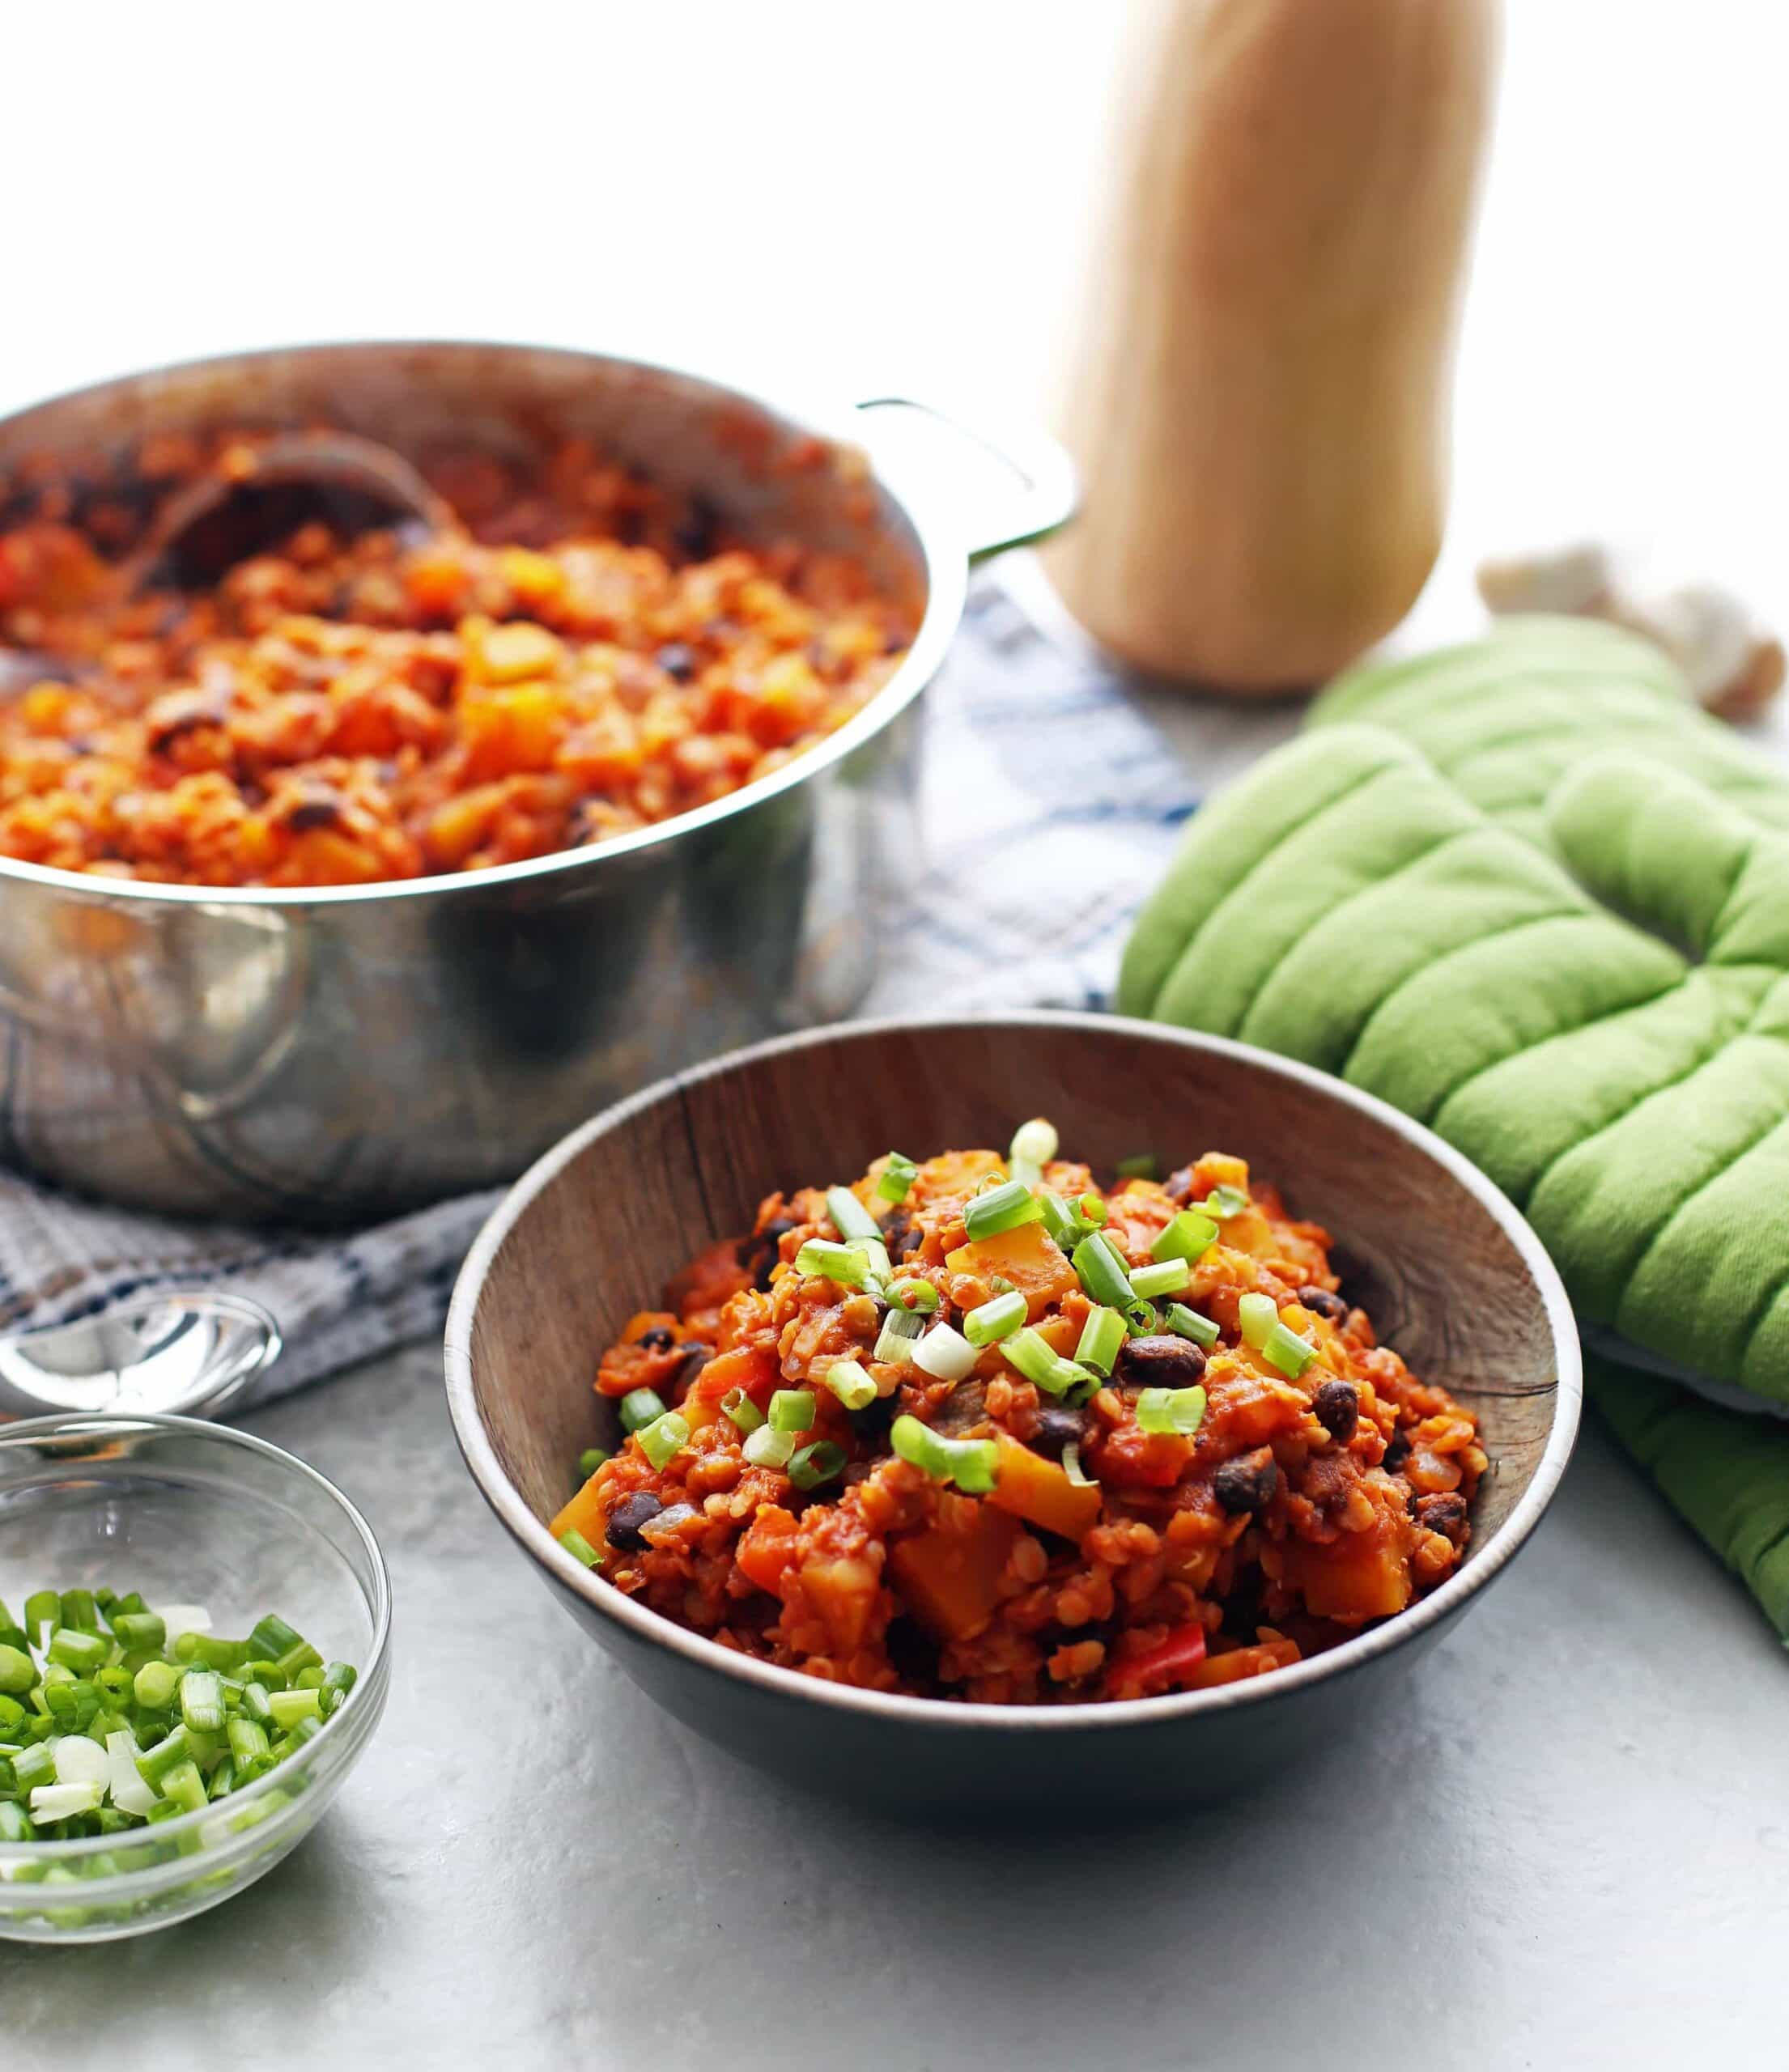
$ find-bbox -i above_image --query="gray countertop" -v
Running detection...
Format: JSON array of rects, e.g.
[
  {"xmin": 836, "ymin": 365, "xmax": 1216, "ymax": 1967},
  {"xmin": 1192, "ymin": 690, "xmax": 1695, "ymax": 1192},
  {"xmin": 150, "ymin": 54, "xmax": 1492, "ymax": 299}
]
[{"xmin": 5, "ymin": 1337, "xmax": 1787, "ymax": 2066}]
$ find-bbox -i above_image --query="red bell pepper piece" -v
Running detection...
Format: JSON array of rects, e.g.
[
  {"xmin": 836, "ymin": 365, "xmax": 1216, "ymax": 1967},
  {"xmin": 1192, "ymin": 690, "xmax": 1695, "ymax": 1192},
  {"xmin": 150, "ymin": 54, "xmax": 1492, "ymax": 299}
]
[{"xmin": 1107, "ymin": 1620, "xmax": 1208, "ymax": 1697}]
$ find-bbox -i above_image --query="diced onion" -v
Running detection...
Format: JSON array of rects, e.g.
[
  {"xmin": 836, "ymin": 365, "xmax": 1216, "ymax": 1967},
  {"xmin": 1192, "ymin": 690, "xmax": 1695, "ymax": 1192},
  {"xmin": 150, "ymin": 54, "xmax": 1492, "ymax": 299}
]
[{"xmin": 912, "ymin": 1323, "xmax": 977, "ymax": 1382}]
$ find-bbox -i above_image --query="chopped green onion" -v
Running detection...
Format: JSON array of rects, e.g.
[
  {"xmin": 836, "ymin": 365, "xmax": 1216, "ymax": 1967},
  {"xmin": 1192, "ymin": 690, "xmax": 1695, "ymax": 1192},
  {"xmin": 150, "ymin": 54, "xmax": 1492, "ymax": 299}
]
[
  {"xmin": 794, "ymin": 1238, "xmax": 876, "ymax": 1289},
  {"xmin": 577, "ymin": 1447, "xmax": 611, "ymax": 1480},
  {"xmin": 1073, "ymin": 1306, "xmax": 1128, "ymax": 1376},
  {"xmin": 788, "ymin": 1441, "xmax": 848, "ymax": 1492},
  {"xmin": 768, "ymin": 1388, "xmax": 816, "ymax": 1433},
  {"xmin": 266, "ymin": 1688, "xmax": 321, "ymax": 1731},
  {"xmin": 320, "ymin": 1662, "xmax": 358, "ymax": 1712},
  {"xmin": 52, "ymin": 1734, "xmax": 108, "ymax": 1789},
  {"xmin": 1152, "ymin": 1209, "xmax": 1218, "ymax": 1266},
  {"xmin": 46, "ymin": 1627, "xmax": 108, "ymax": 1675},
  {"xmin": 179, "ymin": 1671, "xmax": 226, "ymax": 1734},
  {"xmin": 964, "ymin": 1179, "xmax": 1047, "ymax": 1242},
  {"xmin": 158, "ymin": 1759, "xmax": 207, "ymax": 1816},
  {"xmin": 557, "ymin": 1527, "xmax": 601, "ymax": 1567},
  {"xmin": 1077, "ymin": 1193, "xmax": 1108, "ymax": 1227},
  {"xmin": 1239, "ymin": 1292, "xmax": 1278, "ymax": 1350},
  {"xmin": 1061, "ymin": 1441, "xmax": 1095, "ymax": 1487},
  {"xmin": 0, "ymin": 1645, "xmax": 33, "ymax": 1695},
  {"xmin": 823, "ymin": 1360, "xmax": 878, "ymax": 1412},
  {"xmin": 110, "ymin": 1610, "xmax": 166, "ymax": 1653},
  {"xmin": 1124, "ymin": 1299, "xmax": 1159, "ymax": 1335},
  {"xmin": 240, "ymin": 1683, "xmax": 274, "ymax": 1725},
  {"xmin": 30, "ymin": 1780, "xmax": 101, "ymax": 1822},
  {"xmin": 132, "ymin": 1659, "xmax": 181, "ymax": 1712},
  {"xmin": 637, "ymin": 1412, "xmax": 690, "ymax": 1471},
  {"xmin": 1008, "ymin": 1116, "xmax": 1060, "ymax": 1189},
  {"xmin": 888, "ymin": 1275, "xmax": 940, "ymax": 1314},
  {"xmin": 890, "ymin": 1415, "xmax": 999, "ymax": 1493},
  {"xmin": 59, "ymin": 1589, "xmax": 100, "ymax": 1635},
  {"xmin": 13, "ymin": 1741, "xmax": 56, "ymax": 1791},
  {"xmin": 1264, "ymin": 1322, "xmax": 1317, "ymax": 1380},
  {"xmin": 1037, "ymin": 1192, "xmax": 1084, "ymax": 1248},
  {"xmin": 23, "ymin": 1592, "xmax": 58, "ymax": 1646},
  {"xmin": 1001, "ymin": 1327, "xmax": 1097, "ymax": 1400},
  {"xmin": 742, "ymin": 1424, "xmax": 796, "ymax": 1470},
  {"xmin": 911, "ymin": 1321, "xmax": 978, "ymax": 1382},
  {"xmin": 1115, "ymin": 1153, "xmax": 1158, "ymax": 1182},
  {"xmin": 873, "ymin": 1307, "xmax": 926, "ymax": 1365},
  {"xmin": 720, "ymin": 1386, "xmax": 765, "ymax": 1433},
  {"xmin": 876, "ymin": 1153, "xmax": 919, "ymax": 1204},
  {"xmin": 1205, "ymin": 1184, "xmax": 1249, "ymax": 1219},
  {"xmin": 619, "ymin": 1386, "xmax": 668, "ymax": 1434},
  {"xmin": 826, "ymin": 1185, "xmax": 882, "ymax": 1246},
  {"xmin": 134, "ymin": 1725, "xmax": 193, "ymax": 1788},
  {"xmin": 1164, "ymin": 1302, "xmax": 1222, "ymax": 1349},
  {"xmin": 1136, "ymin": 1385, "xmax": 1208, "ymax": 1437},
  {"xmin": 1131, "ymin": 1259, "xmax": 1192, "ymax": 1301},
  {"xmin": 963, "ymin": 1291, "xmax": 1027, "ymax": 1346},
  {"xmin": 1073, "ymin": 1232, "xmax": 1136, "ymax": 1310}
]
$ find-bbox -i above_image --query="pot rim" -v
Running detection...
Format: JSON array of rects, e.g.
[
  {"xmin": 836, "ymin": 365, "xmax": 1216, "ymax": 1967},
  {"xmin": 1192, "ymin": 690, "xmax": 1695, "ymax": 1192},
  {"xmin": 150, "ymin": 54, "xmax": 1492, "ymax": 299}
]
[
  {"xmin": 0, "ymin": 337, "xmax": 967, "ymax": 911},
  {"xmin": 444, "ymin": 1009, "xmax": 1583, "ymax": 1737}
]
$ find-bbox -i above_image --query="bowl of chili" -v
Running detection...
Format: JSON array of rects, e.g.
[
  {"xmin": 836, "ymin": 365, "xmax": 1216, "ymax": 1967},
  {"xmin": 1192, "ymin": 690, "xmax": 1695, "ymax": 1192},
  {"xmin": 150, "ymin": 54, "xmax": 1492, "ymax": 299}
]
[{"xmin": 444, "ymin": 1012, "xmax": 1580, "ymax": 1815}]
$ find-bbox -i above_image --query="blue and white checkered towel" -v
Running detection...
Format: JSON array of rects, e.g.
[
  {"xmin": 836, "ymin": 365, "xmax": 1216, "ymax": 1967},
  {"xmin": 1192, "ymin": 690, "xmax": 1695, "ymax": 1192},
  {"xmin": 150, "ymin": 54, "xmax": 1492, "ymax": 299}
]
[{"xmin": 0, "ymin": 577, "xmax": 1198, "ymax": 1405}]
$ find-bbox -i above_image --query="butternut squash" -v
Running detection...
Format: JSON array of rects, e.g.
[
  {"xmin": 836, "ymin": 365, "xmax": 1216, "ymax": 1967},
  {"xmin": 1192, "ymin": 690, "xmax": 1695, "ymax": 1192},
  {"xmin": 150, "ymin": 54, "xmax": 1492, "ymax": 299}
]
[{"xmin": 1045, "ymin": 0, "xmax": 1498, "ymax": 692}]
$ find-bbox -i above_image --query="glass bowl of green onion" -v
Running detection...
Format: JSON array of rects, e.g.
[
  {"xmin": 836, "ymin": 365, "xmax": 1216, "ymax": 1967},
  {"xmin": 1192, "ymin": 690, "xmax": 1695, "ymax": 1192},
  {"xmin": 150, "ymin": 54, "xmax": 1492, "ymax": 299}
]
[{"xmin": 0, "ymin": 1413, "xmax": 390, "ymax": 1942}]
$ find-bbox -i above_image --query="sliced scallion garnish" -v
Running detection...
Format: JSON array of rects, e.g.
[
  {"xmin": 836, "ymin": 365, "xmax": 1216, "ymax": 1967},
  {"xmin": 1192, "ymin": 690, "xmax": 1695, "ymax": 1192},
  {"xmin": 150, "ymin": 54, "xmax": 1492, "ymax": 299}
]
[
  {"xmin": 720, "ymin": 1386, "xmax": 765, "ymax": 1433},
  {"xmin": 1205, "ymin": 1185, "xmax": 1249, "ymax": 1219},
  {"xmin": 636, "ymin": 1411, "xmax": 690, "ymax": 1471},
  {"xmin": 1073, "ymin": 1306, "xmax": 1127, "ymax": 1376},
  {"xmin": 911, "ymin": 1321, "xmax": 978, "ymax": 1382},
  {"xmin": 963, "ymin": 1291, "xmax": 1026, "ymax": 1347},
  {"xmin": 876, "ymin": 1153, "xmax": 919, "ymax": 1204},
  {"xmin": 1001, "ymin": 1327, "xmax": 1097, "ymax": 1400},
  {"xmin": 743, "ymin": 1424, "xmax": 797, "ymax": 1471},
  {"xmin": 1007, "ymin": 1117, "xmax": 1059, "ymax": 1190},
  {"xmin": 823, "ymin": 1360, "xmax": 878, "ymax": 1412},
  {"xmin": 576, "ymin": 1447, "xmax": 611, "ymax": 1480},
  {"xmin": 873, "ymin": 1308, "xmax": 926, "ymax": 1365},
  {"xmin": 1152, "ymin": 1210, "xmax": 1218, "ymax": 1267},
  {"xmin": 1263, "ymin": 1321, "xmax": 1317, "ymax": 1380},
  {"xmin": 794, "ymin": 1238, "xmax": 877, "ymax": 1290},
  {"xmin": 768, "ymin": 1389, "xmax": 816, "ymax": 1433},
  {"xmin": 1073, "ymin": 1232, "xmax": 1136, "ymax": 1310},
  {"xmin": 1163, "ymin": 1302, "xmax": 1221, "ymax": 1349},
  {"xmin": 788, "ymin": 1441, "xmax": 848, "ymax": 1492},
  {"xmin": 557, "ymin": 1527, "xmax": 601, "ymax": 1567},
  {"xmin": 1136, "ymin": 1385, "xmax": 1208, "ymax": 1437},
  {"xmin": 827, "ymin": 1186, "xmax": 883, "ymax": 1246},
  {"xmin": 1238, "ymin": 1292, "xmax": 1278, "ymax": 1351},
  {"xmin": 888, "ymin": 1275, "xmax": 940, "ymax": 1314},
  {"xmin": 890, "ymin": 1416, "xmax": 1000, "ymax": 1493},
  {"xmin": 964, "ymin": 1179, "xmax": 1047, "ymax": 1242},
  {"xmin": 1061, "ymin": 1441, "xmax": 1095, "ymax": 1487},
  {"xmin": 1115, "ymin": 1153, "xmax": 1158, "ymax": 1182},
  {"xmin": 619, "ymin": 1386, "xmax": 668, "ymax": 1434},
  {"xmin": 1131, "ymin": 1259, "xmax": 1191, "ymax": 1301}
]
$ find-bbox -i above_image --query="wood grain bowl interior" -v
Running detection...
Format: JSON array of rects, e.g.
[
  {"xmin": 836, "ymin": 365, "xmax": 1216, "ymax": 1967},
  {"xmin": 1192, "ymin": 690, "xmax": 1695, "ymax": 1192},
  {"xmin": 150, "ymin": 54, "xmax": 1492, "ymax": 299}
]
[{"xmin": 461, "ymin": 1015, "xmax": 1572, "ymax": 1581}]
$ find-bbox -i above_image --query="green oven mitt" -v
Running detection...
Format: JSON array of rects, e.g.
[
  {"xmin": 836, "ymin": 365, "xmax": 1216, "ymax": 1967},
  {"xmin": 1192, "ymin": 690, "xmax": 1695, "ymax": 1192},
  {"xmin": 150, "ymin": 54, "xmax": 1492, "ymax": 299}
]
[{"xmin": 1120, "ymin": 616, "xmax": 1789, "ymax": 1633}]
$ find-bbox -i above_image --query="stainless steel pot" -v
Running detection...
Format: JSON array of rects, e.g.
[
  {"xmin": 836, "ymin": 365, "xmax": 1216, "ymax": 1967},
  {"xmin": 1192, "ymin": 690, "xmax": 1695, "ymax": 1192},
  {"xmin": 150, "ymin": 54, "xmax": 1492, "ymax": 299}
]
[{"xmin": 0, "ymin": 343, "xmax": 1075, "ymax": 1221}]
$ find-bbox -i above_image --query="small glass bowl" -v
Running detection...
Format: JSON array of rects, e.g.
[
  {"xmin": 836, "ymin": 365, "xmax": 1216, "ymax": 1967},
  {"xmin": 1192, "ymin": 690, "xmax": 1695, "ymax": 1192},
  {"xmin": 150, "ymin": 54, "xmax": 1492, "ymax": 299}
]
[{"xmin": 0, "ymin": 1413, "xmax": 390, "ymax": 1942}]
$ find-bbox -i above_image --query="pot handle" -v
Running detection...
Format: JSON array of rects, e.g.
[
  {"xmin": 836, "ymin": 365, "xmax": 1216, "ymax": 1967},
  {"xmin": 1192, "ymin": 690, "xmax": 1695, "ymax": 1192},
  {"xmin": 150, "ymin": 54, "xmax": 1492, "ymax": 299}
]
[{"xmin": 852, "ymin": 396, "xmax": 1078, "ymax": 561}]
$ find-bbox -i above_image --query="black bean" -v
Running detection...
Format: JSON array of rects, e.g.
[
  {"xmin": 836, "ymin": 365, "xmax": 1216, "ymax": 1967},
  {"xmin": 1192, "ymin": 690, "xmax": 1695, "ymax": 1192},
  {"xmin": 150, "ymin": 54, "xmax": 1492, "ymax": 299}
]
[
  {"xmin": 655, "ymin": 641, "xmax": 696, "ymax": 681},
  {"xmin": 1026, "ymin": 1406, "xmax": 1087, "ymax": 1457},
  {"xmin": 1164, "ymin": 1166, "xmax": 1198, "ymax": 1206},
  {"xmin": 736, "ymin": 1216, "xmax": 798, "ymax": 1292},
  {"xmin": 1383, "ymin": 1429, "xmax": 1413, "ymax": 1475},
  {"xmin": 605, "ymin": 1492, "xmax": 664, "ymax": 1552},
  {"xmin": 1297, "ymin": 1285, "xmax": 1349, "ymax": 1323},
  {"xmin": 882, "ymin": 1209, "xmax": 925, "ymax": 1262},
  {"xmin": 1412, "ymin": 1492, "xmax": 1469, "ymax": 1547},
  {"xmin": 635, "ymin": 1326, "xmax": 676, "ymax": 1352},
  {"xmin": 1213, "ymin": 1449, "xmax": 1278, "ymax": 1516},
  {"xmin": 672, "ymin": 1341, "xmax": 713, "ymax": 1391},
  {"xmin": 1311, "ymin": 1378, "xmax": 1359, "ymax": 1444},
  {"xmin": 1114, "ymin": 1335, "xmax": 1208, "ymax": 1389},
  {"xmin": 287, "ymin": 795, "xmax": 343, "ymax": 833}
]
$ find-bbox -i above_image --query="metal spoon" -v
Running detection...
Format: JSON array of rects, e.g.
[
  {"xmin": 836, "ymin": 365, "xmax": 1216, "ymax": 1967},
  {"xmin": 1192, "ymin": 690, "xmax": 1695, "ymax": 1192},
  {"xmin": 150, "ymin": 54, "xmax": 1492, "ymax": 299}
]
[
  {"xmin": 0, "ymin": 429, "xmax": 457, "ymax": 695},
  {"xmin": 0, "ymin": 1292, "xmax": 281, "ymax": 1421}
]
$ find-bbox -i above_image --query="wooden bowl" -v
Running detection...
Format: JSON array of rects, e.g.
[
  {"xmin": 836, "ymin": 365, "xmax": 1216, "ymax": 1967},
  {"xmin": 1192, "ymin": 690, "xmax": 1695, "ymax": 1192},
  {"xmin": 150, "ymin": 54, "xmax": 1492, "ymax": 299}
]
[{"xmin": 444, "ymin": 1013, "xmax": 1579, "ymax": 1813}]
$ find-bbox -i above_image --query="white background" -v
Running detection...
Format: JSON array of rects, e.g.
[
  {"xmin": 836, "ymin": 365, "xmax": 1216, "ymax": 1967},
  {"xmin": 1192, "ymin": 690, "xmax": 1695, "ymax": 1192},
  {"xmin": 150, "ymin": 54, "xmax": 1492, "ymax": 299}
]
[{"xmin": 5, "ymin": 0, "xmax": 1785, "ymax": 716}]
